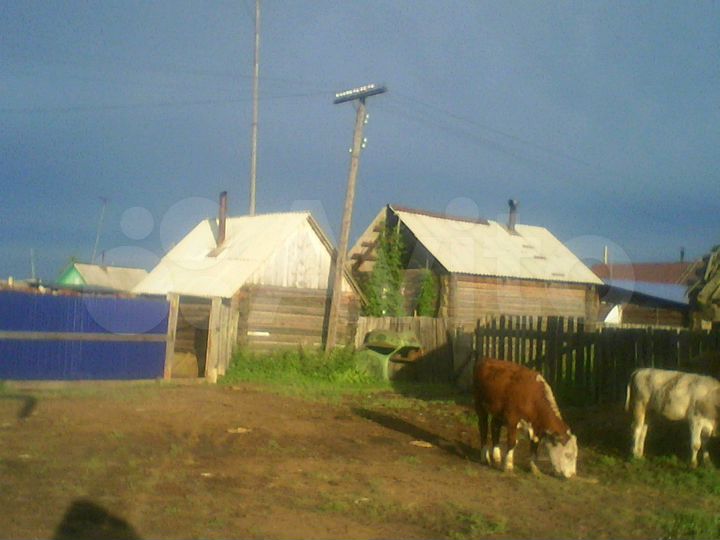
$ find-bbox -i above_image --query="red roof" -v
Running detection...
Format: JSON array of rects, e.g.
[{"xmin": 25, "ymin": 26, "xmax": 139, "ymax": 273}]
[{"xmin": 591, "ymin": 261, "xmax": 702, "ymax": 286}]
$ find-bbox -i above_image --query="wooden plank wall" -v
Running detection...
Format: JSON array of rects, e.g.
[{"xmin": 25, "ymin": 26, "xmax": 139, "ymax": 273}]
[
  {"xmin": 472, "ymin": 315, "xmax": 720, "ymax": 405},
  {"xmin": 237, "ymin": 285, "xmax": 359, "ymax": 351},
  {"xmin": 450, "ymin": 275, "xmax": 592, "ymax": 329}
]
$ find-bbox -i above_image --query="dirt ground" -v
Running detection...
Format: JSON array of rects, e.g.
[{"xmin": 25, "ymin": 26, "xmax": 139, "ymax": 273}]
[{"xmin": 0, "ymin": 381, "xmax": 713, "ymax": 539}]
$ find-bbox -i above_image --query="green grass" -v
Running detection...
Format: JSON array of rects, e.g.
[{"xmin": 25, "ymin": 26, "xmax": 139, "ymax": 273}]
[
  {"xmin": 220, "ymin": 347, "xmax": 465, "ymax": 403},
  {"xmin": 657, "ymin": 510, "xmax": 720, "ymax": 539},
  {"xmin": 589, "ymin": 454, "xmax": 720, "ymax": 496},
  {"xmin": 220, "ymin": 346, "xmax": 387, "ymax": 397}
]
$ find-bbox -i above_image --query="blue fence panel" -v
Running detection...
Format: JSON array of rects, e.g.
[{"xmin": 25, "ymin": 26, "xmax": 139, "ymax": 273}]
[{"xmin": 0, "ymin": 290, "xmax": 169, "ymax": 380}]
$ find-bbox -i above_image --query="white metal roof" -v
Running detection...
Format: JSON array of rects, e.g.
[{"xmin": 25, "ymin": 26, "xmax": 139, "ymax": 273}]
[
  {"xmin": 394, "ymin": 208, "xmax": 602, "ymax": 285},
  {"xmin": 74, "ymin": 264, "xmax": 148, "ymax": 291},
  {"xmin": 134, "ymin": 212, "xmax": 349, "ymax": 298}
]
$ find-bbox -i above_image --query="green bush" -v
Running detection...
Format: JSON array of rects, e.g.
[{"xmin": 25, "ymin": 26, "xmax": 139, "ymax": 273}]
[
  {"xmin": 362, "ymin": 222, "xmax": 406, "ymax": 317},
  {"xmin": 415, "ymin": 268, "xmax": 439, "ymax": 317}
]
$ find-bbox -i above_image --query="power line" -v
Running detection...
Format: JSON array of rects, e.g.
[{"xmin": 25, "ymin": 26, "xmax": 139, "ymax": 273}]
[{"xmin": 0, "ymin": 91, "xmax": 333, "ymax": 115}]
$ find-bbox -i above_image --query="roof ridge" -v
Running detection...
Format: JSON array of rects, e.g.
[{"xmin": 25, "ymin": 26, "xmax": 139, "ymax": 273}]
[{"xmin": 390, "ymin": 204, "xmax": 490, "ymax": 226}]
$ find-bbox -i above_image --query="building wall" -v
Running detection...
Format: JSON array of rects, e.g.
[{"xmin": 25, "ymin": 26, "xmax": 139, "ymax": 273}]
[
  {"xmin": 236, "ymin": 285, "xmax": 359, "ymax": 351},
  {"xmin": 449, "ymin": 274, "xmax": 597, "ymax": 329},
  {"xmin": 621, "ymin": 304, "xmax": 688, "ymax": 327},
  {"xmin": 248, "ymin": 221, "xmax": 353, "ymax": 292}
]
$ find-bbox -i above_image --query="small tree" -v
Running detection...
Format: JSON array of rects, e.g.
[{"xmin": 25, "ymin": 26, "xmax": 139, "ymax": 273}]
[
  {"xmin": 362, "ymin": 223, "xmax": 406, "ymax": 317},
  {"xmin": 415, "ymin": 268, "xmax": 439, "ymax": 317}
]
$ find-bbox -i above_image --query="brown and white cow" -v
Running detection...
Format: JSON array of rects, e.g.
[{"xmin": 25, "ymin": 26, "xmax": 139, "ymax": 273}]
[
  {"xmin": 626, "ymin": 367, "xmax": 720, "ymax": 467},
  {"xmin": 473, "ymin": 358, "xmax": 578, "ymax": 478}
]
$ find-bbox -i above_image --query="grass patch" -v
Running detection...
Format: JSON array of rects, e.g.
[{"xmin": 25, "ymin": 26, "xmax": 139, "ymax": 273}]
[
  {"xmin": 220, "ymin": 347, "xmax": 472, "ymax": 409},
  {"xmin": 589, "ymin": 453, "xmax": 720, "ymax": 495},
  {"xmin": 658, "ymin": 510, "xmax": 720, "ymax": 539},
  {"xmin": 220, "ymin": 347, "xmax": 389, "ymax": 399},
  {"xmin": 447, "ymin": 507, "xmax": 506, "ymax": 539}
]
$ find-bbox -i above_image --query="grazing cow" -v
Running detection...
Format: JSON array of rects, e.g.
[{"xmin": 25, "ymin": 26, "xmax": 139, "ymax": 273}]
[
  {"xmin": 473, "ymin": 358, "xmax": 578, "ymax": 478},
  {"xmin": 626, "ymin": 368, "xmax": 720, "ymax": 467}
]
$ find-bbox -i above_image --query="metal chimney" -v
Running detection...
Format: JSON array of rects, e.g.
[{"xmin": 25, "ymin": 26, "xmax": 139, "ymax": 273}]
[
  {"xmin": 507, "ymin": 199, "xmax": 519, "ymax": 232},
  {"xmin": 218, "ymin": 191, "xmax": 228, "ymax": 247}
]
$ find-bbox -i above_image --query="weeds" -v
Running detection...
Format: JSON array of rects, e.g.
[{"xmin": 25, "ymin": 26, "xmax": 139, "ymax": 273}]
[
  {"xmin": 588, "ymin": 453, "xmax": 720, "ymax": 499},
  {"xmin": 658, "ymin": 510, "xmax": 720, "ymax": 539},
  {"xmin": 220, "ymin": 347, "xmax": 389, "ymax": 399},
  {"xmin": 447, "ymin": 508, "xmax": 506, "ymax": 539}
]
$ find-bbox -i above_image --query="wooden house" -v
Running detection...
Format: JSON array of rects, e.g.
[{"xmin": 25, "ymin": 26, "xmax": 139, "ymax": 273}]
[
  {"xmin": 349, "ymin": 204, "xmax": 602, "ymax": 329},
  {"xmin": 135, "ymin": 196, "xmax": 360, "ymax": 355}
]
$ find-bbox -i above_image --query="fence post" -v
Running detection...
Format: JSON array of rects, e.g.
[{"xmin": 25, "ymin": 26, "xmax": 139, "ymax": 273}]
[
  {"xmin": 205, "ymin": 297, "xmax": 222, "ymax": 383},
  {"xmin": 163, "ymin": 293, "xmax": 180, "ymax": 380}
]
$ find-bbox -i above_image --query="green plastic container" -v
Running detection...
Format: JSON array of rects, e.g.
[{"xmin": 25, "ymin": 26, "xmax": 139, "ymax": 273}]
[{"xmin": 354, "ymin": 329, "xmax": 422, "ymax": 380}]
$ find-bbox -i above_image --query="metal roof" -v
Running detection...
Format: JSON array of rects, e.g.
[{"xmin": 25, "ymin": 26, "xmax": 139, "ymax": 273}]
[
  {"xmin": 73, "ymin": 264, "xmax": 148, "ymax": 291},
  {"xmin": 604, "ymin": 279, "xmax": 689, "ymax": 305},
  {"xmin": 134, "ymin": 212, "xmax": 353, "ymax": 299},
  {"xmin": 592, "ymin": 262, "xmax": 701, "ymax": 286},
  {"xmin": 392, "ymin": 207, "xmax": 602, "ymax": 285}
]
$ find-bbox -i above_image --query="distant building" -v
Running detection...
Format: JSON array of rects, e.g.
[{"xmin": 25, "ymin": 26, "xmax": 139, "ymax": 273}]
[
  {"xmin": 591, "ymin": 261, "xmax": 702, "ymax": 327},
  {"xmin": 57, "ymin": 262, "xmax": 148, "ymax": 293}
]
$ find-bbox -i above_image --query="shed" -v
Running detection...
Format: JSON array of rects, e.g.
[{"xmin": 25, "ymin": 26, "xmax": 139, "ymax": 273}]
[
  {"xmin": 592, "ymin": 261, "xmax": 699, "ymax": 327},
  {"xmin": 57, "ymin": 262, "xmax": 148, "ymax": 292},
  {"xmin": 134, "ymin": 210, "xmax": 360, "ymax": 351},
  {"xmin": 349, "ymin": 204, "xmax": 602, "ymax": 328}
]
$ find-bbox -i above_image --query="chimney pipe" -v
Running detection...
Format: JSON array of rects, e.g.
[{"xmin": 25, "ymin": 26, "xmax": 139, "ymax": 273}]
[
  {"xmin": 218, "ymin": 191, "xmax": 228, "ymax": 247},
  {"xmin": 507, "ymin": 199, "xmax": 519, "ymax": 232}
]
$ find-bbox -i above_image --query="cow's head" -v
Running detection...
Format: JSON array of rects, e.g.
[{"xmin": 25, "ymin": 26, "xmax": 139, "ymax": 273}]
[{"xmin": 544, "ymin": 430, "xmax": 577, "ymax": 479}]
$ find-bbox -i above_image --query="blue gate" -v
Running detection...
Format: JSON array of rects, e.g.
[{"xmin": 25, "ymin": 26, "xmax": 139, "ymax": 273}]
[{"xmin": 0, "ymin": 290, "xmax": 169, "ymax": 380}]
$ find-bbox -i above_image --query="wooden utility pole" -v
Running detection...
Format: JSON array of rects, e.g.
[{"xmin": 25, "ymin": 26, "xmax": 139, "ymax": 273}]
[
  {"xmin": 249, "ymin": 0, "xmax": 260, "ymax": 215},
  {"xmin": 325, "ymin": 84, "xmax": 387, "ymax": 351}
]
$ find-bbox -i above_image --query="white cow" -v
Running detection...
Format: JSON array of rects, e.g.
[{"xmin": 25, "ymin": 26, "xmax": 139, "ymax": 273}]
[{"xmin": 626, "ymin": 367, "xmax": 720, "ymax": 467}]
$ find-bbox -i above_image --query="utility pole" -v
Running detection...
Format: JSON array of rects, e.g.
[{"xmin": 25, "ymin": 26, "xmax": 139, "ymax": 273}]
[
  {"xmin": 249, "ymin": 0, "xmax": 260, "ymax": 215},
  {"xmin": 91, "ymin": 196, "xmax": 108, "ymax": 264},
  {"xmin": 325, "ymin": 84, "xmax": 387, "ymax": 351}
]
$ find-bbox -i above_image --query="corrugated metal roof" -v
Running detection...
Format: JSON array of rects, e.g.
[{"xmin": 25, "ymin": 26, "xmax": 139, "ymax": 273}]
[
  {"xmin": 134, "ymin": 212, "xmax": 354, "ymax": 299},
  {"xmin": 393, "ymin": 208, "xmax": 602, "ymax": 285},
  {"xmin": 74, "ymin": 264, "xmax": 148, "ymax": 291},
  {"xmin": 592, "ymin": 262, "xmax": 701, "ymax": 286}
]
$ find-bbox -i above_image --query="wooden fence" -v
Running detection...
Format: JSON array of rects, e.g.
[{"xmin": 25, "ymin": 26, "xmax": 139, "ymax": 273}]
[
  {"xmin": 355, "ymin": 314, "xmax": 720, "ymax": 405},
  {"xmin": 472, "ymin": 315, "xmax": 720, "ymax": 405}
]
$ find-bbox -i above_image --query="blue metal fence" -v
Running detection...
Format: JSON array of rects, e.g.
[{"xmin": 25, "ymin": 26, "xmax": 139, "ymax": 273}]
[{"xmin": 0, "ymin": 290, "xmax": 169, "ymax": 380}]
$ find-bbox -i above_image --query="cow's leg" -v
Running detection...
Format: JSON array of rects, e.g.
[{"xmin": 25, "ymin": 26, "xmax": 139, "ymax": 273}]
[
  {"xmin": 503, "ymin": 419, "xmax": 518, "ymax": 473},
  {"xmin": 528, "ymin": 436, "xmax": 541, "ymax": 476},
  {"xmin": 690, "ymin": 419, "xmax": 703, "ymax": 468},
  {"xmin": 477, "ymin": 408, "xmax": 491, "ymax": 466},
  {"xmin": 631, "ymin": 403, "xmax": 648, "ymax": 459},
  {"xmin": 490, "ymin": 416, "xmax": 503, "ymax": 466},
  {"xmin": 689, "ymin": 417, "xmax": 714, "ymax": 468}
]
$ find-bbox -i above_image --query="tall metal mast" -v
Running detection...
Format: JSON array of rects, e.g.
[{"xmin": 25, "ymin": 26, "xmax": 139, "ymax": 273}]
[{"xmin": 249, "ymin": 0, "xmax": 260, "ymax": 215}]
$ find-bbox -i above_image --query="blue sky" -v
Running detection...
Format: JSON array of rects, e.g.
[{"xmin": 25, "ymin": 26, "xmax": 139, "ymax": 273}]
[{"xmin": 2, "ymin": 1, "xmax": 719, "ymax": 281}]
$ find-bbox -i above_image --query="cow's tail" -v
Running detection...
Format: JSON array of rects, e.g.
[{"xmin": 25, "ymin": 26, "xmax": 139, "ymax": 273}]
[{"xmin": 625, "ymin": 371, "xmax": 636, "ymax": 412}]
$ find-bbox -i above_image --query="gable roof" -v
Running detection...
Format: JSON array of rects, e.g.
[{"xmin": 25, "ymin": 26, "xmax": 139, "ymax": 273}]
[
  {"xmin": 134, "ymin": 212, "xmax": 357, "ymax": 299},
  {"xmin": 351, "ymin": 205, "xmax": 602, "ymax": 285},
  {"xmin": 60, "ymin": 263, "xmax": 148, "ymax": 291},
  {"xmin": 591, "ymin": 262, "xmax": 701, "ymax": 286}
]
